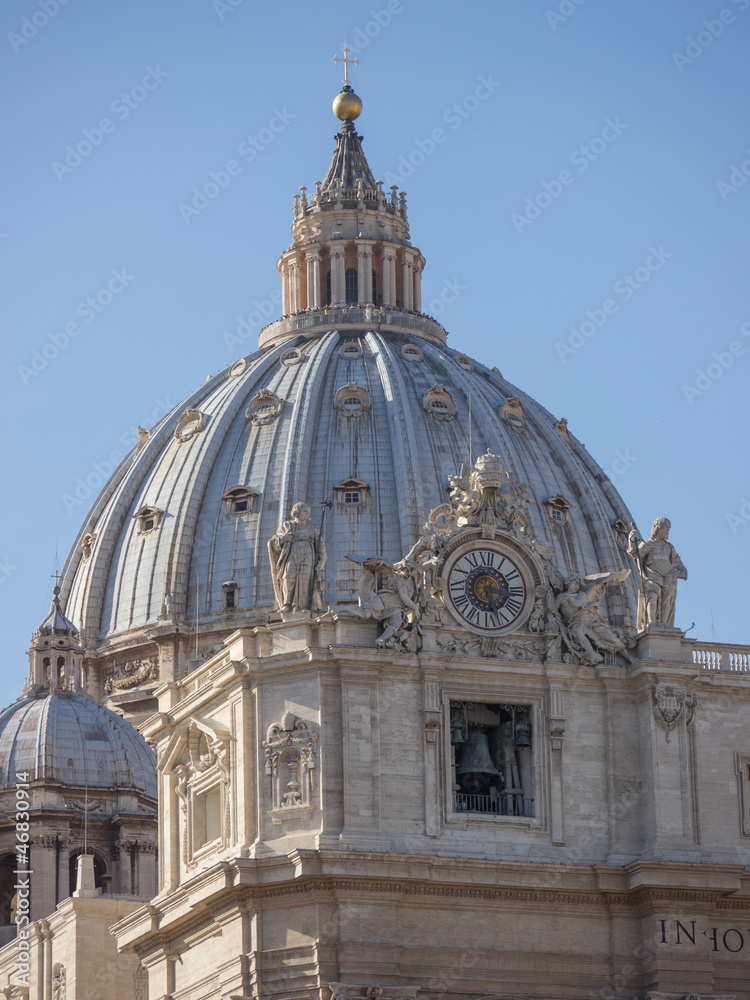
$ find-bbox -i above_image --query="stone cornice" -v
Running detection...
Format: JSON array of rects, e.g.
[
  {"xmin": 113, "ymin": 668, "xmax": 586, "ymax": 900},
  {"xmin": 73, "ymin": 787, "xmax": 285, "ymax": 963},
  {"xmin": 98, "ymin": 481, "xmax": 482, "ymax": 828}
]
[{"xmin": 111, "ymin": 852, "xmax": 750, "ymax": 954}]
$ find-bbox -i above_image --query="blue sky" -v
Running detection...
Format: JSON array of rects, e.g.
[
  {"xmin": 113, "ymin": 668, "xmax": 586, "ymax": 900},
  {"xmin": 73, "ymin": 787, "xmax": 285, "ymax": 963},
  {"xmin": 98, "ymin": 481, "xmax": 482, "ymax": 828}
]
[{"xmin": 1, "ymin": 0, "xmax": 748, "ymax": 708}]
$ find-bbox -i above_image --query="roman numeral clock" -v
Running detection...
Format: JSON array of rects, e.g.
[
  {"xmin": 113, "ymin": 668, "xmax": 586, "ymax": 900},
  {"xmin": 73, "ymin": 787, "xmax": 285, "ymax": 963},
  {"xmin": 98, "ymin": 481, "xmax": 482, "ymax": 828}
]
[{"xmin": 442, "ymin": 541, "xmax": 532, "ymax": 635}]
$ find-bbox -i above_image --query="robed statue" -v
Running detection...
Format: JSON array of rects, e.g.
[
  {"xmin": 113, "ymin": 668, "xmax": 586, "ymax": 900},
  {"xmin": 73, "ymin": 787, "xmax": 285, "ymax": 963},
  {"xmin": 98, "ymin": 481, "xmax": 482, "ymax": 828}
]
[
  {"xmin": 627, "ymin": 517, "xmax": 687, "ymax": 629},
  {"xmin": 268, "ymin": 501, "xmax": 327, "ymax": 612}
]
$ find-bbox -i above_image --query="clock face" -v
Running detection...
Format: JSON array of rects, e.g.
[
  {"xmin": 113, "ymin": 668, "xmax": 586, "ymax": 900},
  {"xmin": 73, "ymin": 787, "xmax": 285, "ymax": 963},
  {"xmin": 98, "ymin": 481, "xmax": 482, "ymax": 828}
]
[{"xmin": 444, "ymin": 544, "xmax": 529, "ymax": 635}]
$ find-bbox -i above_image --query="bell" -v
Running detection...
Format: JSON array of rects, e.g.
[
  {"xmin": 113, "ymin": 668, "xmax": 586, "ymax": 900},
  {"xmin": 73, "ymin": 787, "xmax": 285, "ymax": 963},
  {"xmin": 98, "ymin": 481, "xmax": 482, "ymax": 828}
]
[
  {"xmin": 457, "ymin": 728, "xmax": 501, "ymax": 778},
  {"xmin": 514, "ymin": 722, "xmax": 532, "ymax": 749},
  {"xmin": 450, "ymin": 717, "xmax": 466, "ymax": 745}
]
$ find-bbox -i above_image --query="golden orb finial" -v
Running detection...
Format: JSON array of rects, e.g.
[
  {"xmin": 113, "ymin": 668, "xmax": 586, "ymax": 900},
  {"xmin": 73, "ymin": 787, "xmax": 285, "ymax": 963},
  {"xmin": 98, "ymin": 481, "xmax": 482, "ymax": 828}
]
[
  {"xmin": 331, "ymin": 44, "xmax": 362, "ymax": 121},
  {"xmin": 333, "ymin": 87, "xmax": 362, "ymax": 121}
]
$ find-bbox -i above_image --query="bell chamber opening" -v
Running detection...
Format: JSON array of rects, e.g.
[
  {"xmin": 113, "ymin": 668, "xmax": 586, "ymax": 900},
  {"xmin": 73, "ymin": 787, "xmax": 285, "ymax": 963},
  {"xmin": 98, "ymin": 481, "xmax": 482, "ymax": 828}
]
[{"xmin": 450, "ymin": 702, "xmax": 534, "ymax": 818}]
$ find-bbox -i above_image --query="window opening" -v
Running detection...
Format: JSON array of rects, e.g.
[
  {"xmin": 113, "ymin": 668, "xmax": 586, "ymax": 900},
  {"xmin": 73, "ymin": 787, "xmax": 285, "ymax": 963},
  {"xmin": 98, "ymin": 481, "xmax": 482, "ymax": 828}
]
[
  {"xmin": 450, "ymin": 702, "xmax": 534, "ymax": 818},
  {"xmin": 345, "ymin": 268, "xmax": 358, "ymax": 304}
]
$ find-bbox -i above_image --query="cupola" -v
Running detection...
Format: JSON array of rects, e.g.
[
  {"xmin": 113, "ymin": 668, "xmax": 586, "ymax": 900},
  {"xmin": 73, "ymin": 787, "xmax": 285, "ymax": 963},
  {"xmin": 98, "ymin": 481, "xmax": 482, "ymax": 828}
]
[
  {"xmin": 264, "ymin": 47, "xmax": 429, "ymax": 349},
  {"xmin": 26, "ymin": 586, "xmax": 85, "ymax": 696}
]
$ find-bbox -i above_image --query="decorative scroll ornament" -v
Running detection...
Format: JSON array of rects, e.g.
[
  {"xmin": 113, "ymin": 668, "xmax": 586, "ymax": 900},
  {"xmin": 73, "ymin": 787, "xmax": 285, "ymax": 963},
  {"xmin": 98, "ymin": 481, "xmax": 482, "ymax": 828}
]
[
  {"xmin": 653, "ymin": 686, "xmax": 696, "ymax": 742},
  {"xmin": 445, "ymin": 449, "xmax": 534, "ymax": 539},
  {"xmin": 436, "ymin": 632, "xmax": 544, "ymax": 661},
  {"xmin": 103, "ymin": 656, "xmax": 158, "ymax": 694},
  {"xmin": 262, "ymin": 712, "xmax": 318, "ymax": 813}
]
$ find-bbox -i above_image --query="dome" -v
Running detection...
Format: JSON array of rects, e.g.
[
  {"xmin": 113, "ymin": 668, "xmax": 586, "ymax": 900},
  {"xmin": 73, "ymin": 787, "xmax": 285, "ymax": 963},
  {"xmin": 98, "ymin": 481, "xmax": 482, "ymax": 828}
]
[
  {"xmin": 0, "ymin": 692, "xmax": 157, "ymax": 799},
  {"xmin": 59, "ymin": 323, "xmax": 637, "ymax": 643},
  {"xmin": 55, "ymin": 88, "xmax": 638, "ymax": 659}
]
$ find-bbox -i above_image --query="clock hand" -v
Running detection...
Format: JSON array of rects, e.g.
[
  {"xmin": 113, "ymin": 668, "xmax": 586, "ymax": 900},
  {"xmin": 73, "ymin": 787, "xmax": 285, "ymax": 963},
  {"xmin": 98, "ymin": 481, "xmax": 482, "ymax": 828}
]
[{"xmin": 484, "ymin": 578, "xmax": 503, "ymax": 627}]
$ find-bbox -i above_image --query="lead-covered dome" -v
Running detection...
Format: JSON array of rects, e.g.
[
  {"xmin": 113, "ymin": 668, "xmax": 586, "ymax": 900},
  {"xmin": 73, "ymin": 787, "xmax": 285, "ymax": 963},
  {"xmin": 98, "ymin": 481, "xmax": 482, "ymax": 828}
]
[
  {"xmin": 0, "ymin": 691, "xmax": 157, "ymax": 798},
  {"xmin": 56, "ymin": 88, "xmax": 638, "ymax": 669},
  {"xmin": 59, "ymin": 323, "xmax": 637, "ymax": 645}
]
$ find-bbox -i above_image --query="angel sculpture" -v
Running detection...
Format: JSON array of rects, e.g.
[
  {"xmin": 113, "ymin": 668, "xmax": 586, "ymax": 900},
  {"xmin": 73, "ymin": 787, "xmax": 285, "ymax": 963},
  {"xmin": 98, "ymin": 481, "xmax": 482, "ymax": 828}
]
[
  {"xmin": 346, "ymin": 554, "xmax": 421, "ymax": 651},
  {"xmin": 556, "ymin": 569, "xmax": 635, "ymax": 665}
]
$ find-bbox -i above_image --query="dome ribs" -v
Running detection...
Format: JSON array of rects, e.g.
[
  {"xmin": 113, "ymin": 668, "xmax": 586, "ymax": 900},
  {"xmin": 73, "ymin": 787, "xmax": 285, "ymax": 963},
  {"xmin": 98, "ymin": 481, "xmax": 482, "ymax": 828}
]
[{"xmin": 57, "ymin": 326, "xmax": 639, "ymax": 656}]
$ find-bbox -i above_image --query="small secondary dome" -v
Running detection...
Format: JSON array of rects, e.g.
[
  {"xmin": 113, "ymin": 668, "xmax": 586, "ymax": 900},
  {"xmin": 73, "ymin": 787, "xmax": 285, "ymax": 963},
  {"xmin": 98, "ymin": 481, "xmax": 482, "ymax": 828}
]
[
  {"xmin": 0, "ymin": 692, "xmax": 157, "ymax": 798},
  {"xmin": 333, "ymin": 86, "xmax": 362, "ymax": 121}
]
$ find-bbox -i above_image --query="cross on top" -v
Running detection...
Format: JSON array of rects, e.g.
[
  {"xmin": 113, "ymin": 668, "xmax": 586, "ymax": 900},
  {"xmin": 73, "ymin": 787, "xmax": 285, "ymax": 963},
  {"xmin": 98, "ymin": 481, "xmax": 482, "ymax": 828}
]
[{"xmin": 332, "ymin": 43, "xmax": 361, "ymax": 86}]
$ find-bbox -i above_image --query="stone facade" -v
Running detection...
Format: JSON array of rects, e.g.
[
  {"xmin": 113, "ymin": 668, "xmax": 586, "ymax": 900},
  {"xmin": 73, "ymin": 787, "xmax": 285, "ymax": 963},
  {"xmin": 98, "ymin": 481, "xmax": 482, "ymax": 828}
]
[
  {"xmin": 4, "ymin": 72, "xmax": 750, "ymax": 1000},
  {"xmin": 110, "ymin": 625, "xmax": 750, "ymax": 999}
]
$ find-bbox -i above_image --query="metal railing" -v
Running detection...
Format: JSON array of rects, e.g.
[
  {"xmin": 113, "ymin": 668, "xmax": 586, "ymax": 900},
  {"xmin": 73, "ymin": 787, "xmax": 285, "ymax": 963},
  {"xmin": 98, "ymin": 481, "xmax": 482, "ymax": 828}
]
[
  {"xmin": 692, "ymin": 642, "xmax": 750, "ymax": 673},
  {"xmin": 453, "ymin": 792, "xmax": 535, "ymax": 818},
  {"xmin": 259, "ymin": 307, "xmax": 448, "ymax": 345}
]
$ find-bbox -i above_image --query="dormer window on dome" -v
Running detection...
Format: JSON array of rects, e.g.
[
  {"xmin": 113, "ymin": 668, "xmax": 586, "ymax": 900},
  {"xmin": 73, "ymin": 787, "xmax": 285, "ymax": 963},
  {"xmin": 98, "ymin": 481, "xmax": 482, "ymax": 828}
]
[
  {"xmin": 175, "ymin": 408, "xmax": 206, "ymax": 443},
  {"xmin": 335, "ymin": 382, "xmax": 370, "ymax": 416},
  {"xmin": 222, "ymin": 581, "xmax": 238, "ymax": 609},
  {"xmin": 501, "ymin": 396, "xmax": 527, "ymax": 432},
  {"xmin": 280, "ymin": 346, "xmax": 305, "ymax": 366},
  {"xmin": 133, "ymin": 505, "xmax": 164, "ymax": 535},
  {"xmin": 402, "ymin": 343, "xmax": 424, "ymax": 363},
  {"xmin": 222, "ymin": 486, "xmax": 258, "ymax": 516},
  {"xmin": 334, "ymin": 478, "xmax": 370, "ymax": 508},
  {"xmin": 423, "ymin": 384, "xmax": 457, "ymax": 421},
  {"xmin": 544, "ymin": 495, "xmax": 572, "ymax": 525},
  {"xmin": 246, "ymin": 389, "xmax": 283, "ymax": 426},
  {"xmin": 228, "ymin": 358, "xmax": 248, "ymax": 378},
  {"xmin": 339, "ymin": 340, "xmax": 363, "ymax": 360}
]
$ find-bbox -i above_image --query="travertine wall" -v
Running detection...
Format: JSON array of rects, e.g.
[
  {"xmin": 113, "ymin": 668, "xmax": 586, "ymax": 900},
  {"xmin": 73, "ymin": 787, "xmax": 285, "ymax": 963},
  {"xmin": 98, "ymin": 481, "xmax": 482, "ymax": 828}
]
[
  {"xmin": 0, "ymin": 894, "xmax": 147, "ymax": 1000},
  {"xmin": 109, "ymin": 625, "xmax": 750, "ymax": 1000}
]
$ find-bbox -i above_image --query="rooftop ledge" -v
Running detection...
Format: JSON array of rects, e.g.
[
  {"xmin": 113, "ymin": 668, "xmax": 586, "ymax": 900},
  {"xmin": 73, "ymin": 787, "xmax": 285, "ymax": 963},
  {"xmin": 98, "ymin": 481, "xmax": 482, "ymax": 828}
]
[
  {"xmin": 692, "ymin": 640, "xmax": 750, "ymax": 673},
  {"xmin": 258, "ymin": 305, "xmax": 448, "ymax": 350}
]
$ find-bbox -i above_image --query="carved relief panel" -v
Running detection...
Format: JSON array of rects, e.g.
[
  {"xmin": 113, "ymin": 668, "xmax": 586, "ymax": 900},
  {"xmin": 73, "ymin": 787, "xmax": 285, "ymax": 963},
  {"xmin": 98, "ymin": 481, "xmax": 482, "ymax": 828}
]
[{"xmin": 262, "ymin": 712, "xmax": 318, "ymax": 824}]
